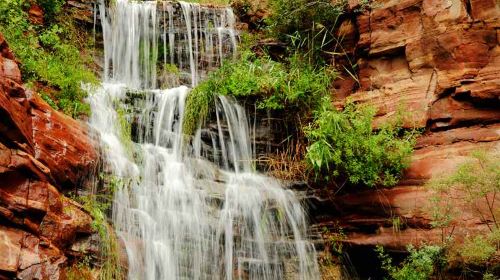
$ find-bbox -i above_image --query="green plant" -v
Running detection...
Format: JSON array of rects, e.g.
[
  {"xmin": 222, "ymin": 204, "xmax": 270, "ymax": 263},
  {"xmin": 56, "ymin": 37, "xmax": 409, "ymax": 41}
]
[
  {"xmin": 430, "ymin": 151, "xmax": 499, "ymax": 231},
  {"xmin": 321, "ymin": 224, "xmax": 347, "ymax": 256},
  {"xmin": 36, "ymin": 0, "xmax": 65, "ymax": 20},
  {"xmin": 427, "ymin": 151, "xmax": 500, "ymax": 273},
  {"xmin": 460, "ymin": 234, "xmax": 497, "ymax": 265},
  {"xmin": 377, "ymin": 245, "xmax": 443, "ymax": 280},
  {"xmin": 183, "ymin": 51, "xmax": 335, "ymax": 135},
  {"xmin": 267, "ymin": 0, "xmax": 346, "ymax": 62},
  {"xmin": 483, "ymin": 272, "xmax": 496, "ymax": 280},
  {"xmin": 391, "ymin": 217, "xmax": 403, "ymax": 234},
  {"xmin": 0, "ymin": 0, "xmax": 97, "ymax": 118},
  {"xmin": 74, "ymin": 175, "xmax": 129, "ymax": 280},
  {"xmin": 305, "ymin": 99, "xmax": 416, "ymax": 188}
]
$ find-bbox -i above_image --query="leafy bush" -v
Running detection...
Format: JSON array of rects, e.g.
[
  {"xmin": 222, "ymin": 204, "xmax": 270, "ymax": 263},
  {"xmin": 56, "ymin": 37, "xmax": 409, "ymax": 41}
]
[
  {"xmin": 430, "ymin": 151, "xmax": 500, "ymax": 229},
  {"xmin": 183, "ymin": 51, "xmax": 334, "ymax": 135},
  {"xmin": 0, "ymin": 0, "xmax": 97, "ymax": 118},
  {"xmin": 428, "ymin": 151, "xmax": 500, "ymax": 270},
  {"xmin": 267, "ymin": 0, "xmax": 343, "ymax": 39},
  {"xmin": 459, "ymin": 234, "xmax": 497, "ymax": 264},
  {"xmin": 305, "ymin": 99, "xmax": 416, "ymax": 187},
  {"xmin": 377, "ymin": 245, "xmax": 443, "ymax": 280},
  {"xmin": 36, "ymin": 0, "xmax": 65, "ymax": 20}
]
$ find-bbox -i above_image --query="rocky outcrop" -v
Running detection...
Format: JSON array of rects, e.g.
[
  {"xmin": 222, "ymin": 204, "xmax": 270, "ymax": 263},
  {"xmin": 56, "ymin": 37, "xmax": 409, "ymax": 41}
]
[
  {"xmin": 328, "ymin": 0, "xmax": 500, "ymax": 251},
  {"xmin": 0, "ymin": 33, "xmax": 98, "ymax": 279}
]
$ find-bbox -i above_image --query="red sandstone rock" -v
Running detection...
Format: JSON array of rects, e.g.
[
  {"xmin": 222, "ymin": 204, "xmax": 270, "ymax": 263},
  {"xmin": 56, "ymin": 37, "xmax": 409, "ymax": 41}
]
[
  {"xmin": 331, "ymin": 0, "xmax": 500, "ymax": 250},
  {"xmin": 469, "ymin": 0, "xmax": 499, "ymax": 22},
  {"xmin": 0, "ymin": 225, "xmax": 69, "ymax": 279},
  {"xmin": 344, "ymin": 0, "xmax": 499, "ymax": 131},
  {"xmin": 0, "ymin": 226, "xmax": 22, "ymax": 274},
  {"xmin": 429, "ymin": 95, "xmax": 500, "ymax": 129},
  {"xmin": 0, "ymin": 80, "xmax": 33, "ymax": 153},
  {"xmin": 0, "ymin": 33, "xmax": 96, "ymax": 278},
  {"xmin": 28, "ymin": 4, "xmax": 44, "ymax": 25},
  {"xmin": 30, "ymin": 93, "xmax": 98, "ymax": 189}
]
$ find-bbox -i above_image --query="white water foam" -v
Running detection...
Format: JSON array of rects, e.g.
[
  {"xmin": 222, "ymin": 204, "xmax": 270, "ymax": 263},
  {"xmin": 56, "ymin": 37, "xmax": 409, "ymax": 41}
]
[{"xmin": 87, "ymin": 1, "xmax": 320, "ymax": 279}]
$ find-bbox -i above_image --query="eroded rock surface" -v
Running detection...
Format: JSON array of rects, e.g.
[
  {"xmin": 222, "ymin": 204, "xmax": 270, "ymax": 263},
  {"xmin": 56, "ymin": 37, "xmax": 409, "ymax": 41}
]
[
  {"xmin": 327, "ymin": 0, "xmax": 500, "ymax": 251},
  {"xmin": 0, "ymin": 32, "xmax": 98, "ymax": 279}
]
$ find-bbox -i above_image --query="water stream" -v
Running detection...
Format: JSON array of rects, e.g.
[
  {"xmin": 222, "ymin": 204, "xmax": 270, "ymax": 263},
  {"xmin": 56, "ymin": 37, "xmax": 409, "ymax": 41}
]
[{"xmin": 87, "ymin": 1, "xmax": 320, "ymax": 279}]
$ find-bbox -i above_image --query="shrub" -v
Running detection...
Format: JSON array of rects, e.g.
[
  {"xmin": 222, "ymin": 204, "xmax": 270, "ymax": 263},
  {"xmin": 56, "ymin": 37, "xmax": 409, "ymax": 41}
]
[
  {"xmin": 377, "ymin": 245, "xmax": 443, "ymax": 280},
  {"xmin": 305, "ymin": 99, "xmax": 416, "ymax": 187},
  {"xmin": 267, "ymin": 0, "xmax": 343, "ymax": 41},
  {"xmin": 36, "ymin": 0, "xmax": 65, "ymax": 20},
  {"xmin": 459, "ymin": 234, "xmax": 497, "ymax": 265},
  {"xmin": 428, "ymin": 151, "xmax": 500, "ymax": 270},
  {"xmin": 183, "ymin": 51, "xmax": 334, "ymax": 135}
]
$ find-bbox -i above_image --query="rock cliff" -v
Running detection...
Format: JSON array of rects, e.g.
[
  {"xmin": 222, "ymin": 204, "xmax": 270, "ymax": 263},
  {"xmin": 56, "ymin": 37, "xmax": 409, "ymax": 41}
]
[
  {"xmin": 324, "ymin": 0, "xmax": 500, "ymax": 251},
  {"xmin": 0, "ymin": 33, "xmax": 98, "ymax": 279}
]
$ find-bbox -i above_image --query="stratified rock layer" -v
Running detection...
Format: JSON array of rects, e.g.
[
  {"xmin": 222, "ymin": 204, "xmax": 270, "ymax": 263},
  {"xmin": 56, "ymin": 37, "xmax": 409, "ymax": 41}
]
[
  {"xmin": 328, "ymin": 0, "xmax": 500, "ymax": 250},
  {"xmin": 0, "ymin": 33, "xmax": 97, "ymax": 279}
]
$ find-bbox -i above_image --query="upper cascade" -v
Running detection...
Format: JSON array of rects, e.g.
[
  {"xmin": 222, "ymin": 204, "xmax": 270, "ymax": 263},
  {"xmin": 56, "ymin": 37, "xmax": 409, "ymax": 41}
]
[
  {"xmin": 87, "ymin": 1, "xmax": 321, "ymax": 280},
  {"xmin": 99, "ymin": 0, "xmax": 238, "ymax": 89}
]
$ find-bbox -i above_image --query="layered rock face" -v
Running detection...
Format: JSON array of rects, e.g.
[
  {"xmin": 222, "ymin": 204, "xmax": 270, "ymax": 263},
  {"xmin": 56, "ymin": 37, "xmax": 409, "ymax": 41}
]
[
  {"xmin": 327, "ymin": 0, "xmax": 500, "ymax": 250},
  {"xmin": 0, "ymin": 33, "xmax": 98, "ymax": 279}
]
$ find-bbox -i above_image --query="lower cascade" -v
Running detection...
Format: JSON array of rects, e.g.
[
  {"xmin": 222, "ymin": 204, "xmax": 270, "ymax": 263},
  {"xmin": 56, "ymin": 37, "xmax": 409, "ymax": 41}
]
[{"xmin": 87, "ymin": 0, "xmax": 320, "ymax": 279}]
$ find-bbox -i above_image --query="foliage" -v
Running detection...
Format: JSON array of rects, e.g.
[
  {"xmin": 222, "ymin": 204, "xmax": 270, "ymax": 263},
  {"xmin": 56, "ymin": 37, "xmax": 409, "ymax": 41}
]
[
  {"xmin": 305, "ymin": 99, "xmax": 416, "ymax": 187},
  {"xmin": 0, "ymin": 0, "xmax": 97, "ymax": 118},
  {"xmin": 63, "ymin": 257, "xmax": 94, "ymax": 280},
  {"xmin": 36, "ymin": 0, "xmax": 65, "ymax": 19},
  {"xmin": 321, "ymin": 223, "xmax": 347, "ymax": 256},
  {"xmin": 427, "ymin": 151, "xmax": 500, "ymax": 273},
  {"xmin": 429, "ymin": 151, "xmax": 500, "ymax": 231},
  {"xmin": 75, "ymin": 175, "xmax": 128, "ymax": 280},
  {"xmin": 267, "ymin": 0, "xmax": 345, "ymax": 59},
  {"xmin": 183, "ymin": 51, "xmax": 335, "ymax": 135},
  {"xmin": 377, "ymin": 245, "xmax": 443, "ymax": 280},
  {"xmin": 459, "ymin": 234, "xmax": 497, "ymax": 265},
  {"xmin": 183, "ymin": 84, "xmax": 216, "ymax": 136}
]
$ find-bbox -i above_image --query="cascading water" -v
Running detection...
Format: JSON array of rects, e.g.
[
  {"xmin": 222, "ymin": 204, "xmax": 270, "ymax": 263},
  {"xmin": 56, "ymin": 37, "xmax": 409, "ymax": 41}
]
[{"xmin": 88, "ymin": 1, "xmax": 320, "ymax": 279}]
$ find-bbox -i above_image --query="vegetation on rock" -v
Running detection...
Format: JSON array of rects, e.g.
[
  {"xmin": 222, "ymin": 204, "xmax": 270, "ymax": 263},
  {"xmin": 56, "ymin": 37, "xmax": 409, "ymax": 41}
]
[
  {"xmin": 428, "ymin": 151, "xmax": 500, "ymax": 277},
  {"xmin": 0, "ymin": 0, "xmax": 97, "ymax": 117},
  {"xmin": 183, "ymin": 50, "xmax": 335, "ymax": 135},
  {"xmin": 305, "ymin": 100, "xmax": 417, "ymax": 187},
  {"xmin": 71, "ymin": 175, "xmax": 128, "ymax": 280},
  {"xmin": 377, "ymin": 245, "xmax": 444, "ymax": 280}
]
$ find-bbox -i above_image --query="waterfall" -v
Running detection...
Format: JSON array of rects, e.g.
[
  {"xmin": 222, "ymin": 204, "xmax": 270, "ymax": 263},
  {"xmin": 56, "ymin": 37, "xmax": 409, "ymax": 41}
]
[{"xmin": 87, "ymin": 1, "xmax": 320, "ymax": 279}]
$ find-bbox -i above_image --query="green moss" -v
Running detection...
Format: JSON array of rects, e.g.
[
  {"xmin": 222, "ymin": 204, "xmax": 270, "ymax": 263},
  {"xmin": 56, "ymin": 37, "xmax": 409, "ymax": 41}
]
[
  {"xmin": 183, "ymin": 87, "xmax": 216, "ymax": 136},
  {"xmin": 115, "ymin": 105, "xmax": 135, "ymax": 159},
  {"xmin": 74, "ymin": 175, "xmax": 129, "ymax": 280}
]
